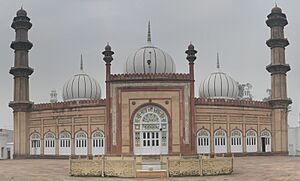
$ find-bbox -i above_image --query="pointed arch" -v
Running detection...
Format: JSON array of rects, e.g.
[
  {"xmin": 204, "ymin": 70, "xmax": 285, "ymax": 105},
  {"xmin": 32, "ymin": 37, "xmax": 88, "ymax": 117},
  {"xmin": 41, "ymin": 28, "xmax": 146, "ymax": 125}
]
[
  {"xmin": 44, "ymin": 131, "xmax": 55, "ymax": 155},
  {"xmin": 92, "ymin": 130, "xmax": 105, "ymax": 155},
  {"xmin": 246, "ymin": 129, "xmax": 257, "ymax": 153},
  {"xmin": 196, "ymin": 128, "xmax": 210, "ymax": 154},
  {"xmin": 75, "ymin": 131, "xmax": 88, "ymax": 155},
  {"xmin": 59, "ymin": 131, "xmax": 71, "ymax": 155},
  {"xmin": 230, "ymin": 129, "xmax": 243, "ymax": 153},
  {"xmin": 30, "ymin": 132, "xmax": 41, "ymax": 155},
  {"xmin": 214, "ymin": 128, "xmax": 227, "ymax": 153}
]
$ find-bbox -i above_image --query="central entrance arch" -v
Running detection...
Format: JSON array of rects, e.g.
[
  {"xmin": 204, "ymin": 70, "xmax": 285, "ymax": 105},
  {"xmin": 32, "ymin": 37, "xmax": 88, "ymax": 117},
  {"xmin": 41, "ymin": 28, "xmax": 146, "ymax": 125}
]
[{"xmin": 133, "ymin": 104, "xmax": 168, "ymax": 155}]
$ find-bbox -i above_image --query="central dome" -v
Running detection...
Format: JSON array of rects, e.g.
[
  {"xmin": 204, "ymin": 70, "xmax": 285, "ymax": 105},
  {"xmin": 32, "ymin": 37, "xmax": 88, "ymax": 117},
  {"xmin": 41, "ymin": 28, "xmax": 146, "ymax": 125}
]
[
  {"xmin": 62, "ymin": 56, "xmax": 101, "ymax": 101},
  {"xmin": 199, "ymin": 55, "xmax": 239, "ymax": 99},
  {"xmin": 124, "ymin": 22, "xmax": 176, "ymax": 74}
]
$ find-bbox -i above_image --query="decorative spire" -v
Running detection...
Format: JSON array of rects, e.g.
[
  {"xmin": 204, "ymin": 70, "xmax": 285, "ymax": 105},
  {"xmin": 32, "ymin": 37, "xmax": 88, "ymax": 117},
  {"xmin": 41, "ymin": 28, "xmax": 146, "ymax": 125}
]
[
  {"xmin": 185, "ymin": 43, "xmax": 197, "ymax": 63},
  {"xmin": 147, "ymin": 21, "xmax": 152, "ymax": 44},
  {"xmin": 217, "ymin": 52, "xmax": 220, "ymax": 69},
  {"xmin": 80, "ymin": 54, "xmax": 83, "ymax": 71}
]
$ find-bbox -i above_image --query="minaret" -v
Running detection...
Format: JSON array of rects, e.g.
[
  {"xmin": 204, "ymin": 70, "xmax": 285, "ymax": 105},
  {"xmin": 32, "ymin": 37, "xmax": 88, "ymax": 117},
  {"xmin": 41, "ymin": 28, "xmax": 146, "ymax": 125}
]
[
  {"xmin": 266, "ymin": 5, "xmax": 292, "ymax": 153},
  {"xmin": 9, "ymin": 7, "xmax": 34, "ymax": 158},
  {"xmin": 185, "ymin": 43, "xmax": 197, "ymax": 152},
  {"xmin": 102, "ymin": 43, "xmax": 114, "ymax": 153}
]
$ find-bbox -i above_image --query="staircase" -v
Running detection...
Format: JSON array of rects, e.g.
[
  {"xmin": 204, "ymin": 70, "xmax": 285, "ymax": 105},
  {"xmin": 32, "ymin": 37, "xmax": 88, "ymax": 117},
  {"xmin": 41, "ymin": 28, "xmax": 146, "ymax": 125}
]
[{"xmin": 136, "ymin": 155, "xmax": 168, "ymax": 178}]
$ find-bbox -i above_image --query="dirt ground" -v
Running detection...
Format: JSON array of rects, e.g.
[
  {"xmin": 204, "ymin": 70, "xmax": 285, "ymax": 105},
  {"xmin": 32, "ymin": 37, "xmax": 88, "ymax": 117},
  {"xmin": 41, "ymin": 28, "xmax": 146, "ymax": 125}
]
[{"xmin": 0, "ymin": 156, "xmax": 299, "ymax": 181}]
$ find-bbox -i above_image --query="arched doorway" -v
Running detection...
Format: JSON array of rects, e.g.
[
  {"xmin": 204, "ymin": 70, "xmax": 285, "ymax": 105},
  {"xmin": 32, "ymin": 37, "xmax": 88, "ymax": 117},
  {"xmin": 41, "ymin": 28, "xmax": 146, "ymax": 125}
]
[
  {"xmin": 75, "ymin": 131, "xmax": 88, "ymax": 155},
  {"xmin": 133, "ymin": 105, "xmax": 168, "ymax": 155},
  {"xmin": 261, "ymin": 130, "xmax": 271, "ymax": 152},
  {"xmin": 246, "ymin": 129, "xmax": 257, "ymax": 153},
  {"xmin": 59, "ymin": 131, "xmax": 71, "ymax": 155},
  {"xmin": 214, "ymin": 129, "xmax": 227, "ymax": 153},
  {"xmin": 196, "ymin": 129, "xmax": 210, "ymax": 154},
  {"xmin": 30, "ymin": 132, "xmax": 41, "ymax": 155},
  {"xmin": 231, "ymin": 129, "xmax": 242, "ymax": 153},
  {"xmin": 44, "ymin": 132, "xmax": 55, "ymax": 155},
  {"xmin": 92, "ymin": 131, "xmax": 105, "ymax": 155}
]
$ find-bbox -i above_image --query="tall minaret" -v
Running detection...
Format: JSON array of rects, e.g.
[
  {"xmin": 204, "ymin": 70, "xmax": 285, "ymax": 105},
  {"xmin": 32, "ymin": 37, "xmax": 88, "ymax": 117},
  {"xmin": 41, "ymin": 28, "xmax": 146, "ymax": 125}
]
[
  {"xmin": 102, "ymin": 43, "xmax": 114, "ymax": 153},
  {"xmin": 266, "ymin": 5, "xmax": 292, "ymax": 153},
  {"xmin": 9, "ymin": 7, "xmax": 34, "ymax": 158},
  {"xmin": 185, "ymin": 43, "xmax": 197, "ymax": 153}
]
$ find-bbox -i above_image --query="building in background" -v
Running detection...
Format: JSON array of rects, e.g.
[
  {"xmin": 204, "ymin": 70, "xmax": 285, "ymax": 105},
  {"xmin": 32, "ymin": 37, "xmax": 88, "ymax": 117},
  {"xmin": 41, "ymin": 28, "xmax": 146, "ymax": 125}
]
[
  {"xmin": 288, "ymin": 124, "xmax": 300, "ymax": 156},
  {"xmin": 0, "ymin": 129, "xmax": 13, "ymax": 159},
  {"xmin": 9, "ymin": 6, "xmax": 292, "ymax": 158}
]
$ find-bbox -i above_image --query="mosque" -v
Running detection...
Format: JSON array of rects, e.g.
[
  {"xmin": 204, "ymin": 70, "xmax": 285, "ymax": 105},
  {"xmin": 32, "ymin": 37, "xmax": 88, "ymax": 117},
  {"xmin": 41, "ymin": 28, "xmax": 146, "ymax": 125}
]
[{"xmin": 9, "ymin": 6, "xmax": 291, "ymax": 158}]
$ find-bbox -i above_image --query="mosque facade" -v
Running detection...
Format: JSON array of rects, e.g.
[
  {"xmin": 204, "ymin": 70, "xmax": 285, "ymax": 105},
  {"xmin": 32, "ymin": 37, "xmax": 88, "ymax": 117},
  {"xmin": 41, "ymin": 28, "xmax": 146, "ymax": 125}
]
[{"xmin": 9, "ymin": 6, "xmax": 291, "ymax": 158}]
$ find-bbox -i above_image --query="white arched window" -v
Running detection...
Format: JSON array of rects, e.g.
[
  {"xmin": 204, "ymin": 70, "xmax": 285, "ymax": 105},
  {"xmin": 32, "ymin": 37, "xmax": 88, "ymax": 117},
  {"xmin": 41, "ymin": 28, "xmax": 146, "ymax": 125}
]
[
  {"xmin": 231, "ymin": 129, "xmax": 242, "ymax": 153},
  {"xmin": 75, "ymin": 131, "xmax": 87, "ymax": 155},
  {"xmin": 30, "ymin": 132, "xmax": 41, "ymax": 155},
  {"xmin": 261, "ymin": 130, "xmax": 271, "ymax": 152},
  {"xmin": 133, "ymin": 105, "xmax": 168, "ymax": 155},
  {"xmin": 214, "ymin": 129, "xmax": 227, "ymax": 153},
  {"xmin": 92, "ymin": 131, "xmax": 105, "ymax": 155},
  {"xmin": 44, "ymin": 132, "xmax": 55, "ymax": 155},
  {"xmin": 246, "ymin": 130, "xmax": 257, "ymax": 152},
  {"xmin": 197, "ymin": 129, "xmax": 210, "ymax": 154},
  {"xmin": 59, "ymin": 131, "xmax": 71, "ymax": 155}
]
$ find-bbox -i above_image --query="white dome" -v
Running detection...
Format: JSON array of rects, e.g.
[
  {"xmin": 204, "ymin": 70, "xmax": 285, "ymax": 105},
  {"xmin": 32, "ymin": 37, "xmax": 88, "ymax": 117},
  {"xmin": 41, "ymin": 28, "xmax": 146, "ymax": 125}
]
[
  {"xmin": 125, "ymin": 45, "xmax": 176, "ymax": 73},
  {"xmin": 62, "ymin": 57, "xmax": 101, "ymax": 101},
  {"xmin": 199, "ymin": 57, "xmax": 239, "ymax": 99},
  {"xmin": 124, "ymin": 22, "xmax": 176, "ymax": 74}
]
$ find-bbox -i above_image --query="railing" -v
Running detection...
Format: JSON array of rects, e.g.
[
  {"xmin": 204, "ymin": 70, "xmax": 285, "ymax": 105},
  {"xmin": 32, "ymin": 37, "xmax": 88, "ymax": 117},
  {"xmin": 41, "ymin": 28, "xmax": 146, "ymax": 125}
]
[{"xmin": 70, "ymin": 154, "xmax": 233, "ymax": 178}]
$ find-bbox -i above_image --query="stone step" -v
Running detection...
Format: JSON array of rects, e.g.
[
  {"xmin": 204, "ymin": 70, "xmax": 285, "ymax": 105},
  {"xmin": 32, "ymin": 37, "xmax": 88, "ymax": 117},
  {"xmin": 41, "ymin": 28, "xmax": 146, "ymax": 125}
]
[{"xmin": 136, "ymin": 170, "xmax": 167, "ymax": 178}]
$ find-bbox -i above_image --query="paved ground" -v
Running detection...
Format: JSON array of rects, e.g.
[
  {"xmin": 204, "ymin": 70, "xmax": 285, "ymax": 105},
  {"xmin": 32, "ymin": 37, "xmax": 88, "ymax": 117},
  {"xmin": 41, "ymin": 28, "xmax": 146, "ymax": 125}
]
[{"xmin": 0, "ymin": 156, "xmax": 299, "ymax": 181}]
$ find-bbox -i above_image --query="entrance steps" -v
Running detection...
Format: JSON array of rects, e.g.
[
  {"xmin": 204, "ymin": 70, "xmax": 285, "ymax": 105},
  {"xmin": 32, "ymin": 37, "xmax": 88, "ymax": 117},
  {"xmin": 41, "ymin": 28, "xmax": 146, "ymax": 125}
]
[
  {"xmin": 136, "ymin": 170, "xmax": 167, "ymax": 178},
  {"xmin": 136, "ymin": 155, "xmax": 167, "ymax": 178}
]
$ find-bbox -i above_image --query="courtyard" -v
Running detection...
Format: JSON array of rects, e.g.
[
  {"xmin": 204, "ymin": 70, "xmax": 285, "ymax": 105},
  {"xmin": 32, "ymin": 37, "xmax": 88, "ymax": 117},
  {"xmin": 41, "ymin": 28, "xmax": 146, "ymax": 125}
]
[{"xmin": 0, "ymin": 156, "xmax": 299, "ymax": 181}]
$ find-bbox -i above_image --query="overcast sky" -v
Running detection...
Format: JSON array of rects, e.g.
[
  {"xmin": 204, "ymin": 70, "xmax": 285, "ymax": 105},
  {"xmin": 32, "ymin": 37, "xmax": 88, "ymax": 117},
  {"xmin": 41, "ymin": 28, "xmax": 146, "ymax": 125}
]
[{"xmin": 0, "ymin": 0, "xmax": 299, "ymax": 129}]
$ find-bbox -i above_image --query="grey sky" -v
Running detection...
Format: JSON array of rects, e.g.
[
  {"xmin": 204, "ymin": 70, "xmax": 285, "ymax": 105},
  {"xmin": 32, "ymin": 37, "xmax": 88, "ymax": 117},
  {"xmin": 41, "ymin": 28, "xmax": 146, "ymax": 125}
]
[{"xmin": 0, "ymin": 0, "xmax": 299, "ymax": 129}]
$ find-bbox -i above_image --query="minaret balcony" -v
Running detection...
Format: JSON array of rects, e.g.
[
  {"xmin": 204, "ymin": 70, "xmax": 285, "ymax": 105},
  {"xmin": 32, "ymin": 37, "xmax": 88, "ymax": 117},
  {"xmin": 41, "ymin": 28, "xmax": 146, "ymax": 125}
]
[
  {"xmin": 268, "ymin": 98, "xmax": 292, "ymax": 108},
  {"xmin": 266, "ymin": 38, "xmax": 289, "ymax": 48},
  {"xmin": 266, "ymin": 17, "xmax": 288, "ymax": 27},
  {"xmin": 10, "ymin": 41, "xmax": 33, "ymax": 51},
  {"xmin": 266, "ymin": 64, "xmax": 290, "ymax": 74},
  {"xmin": 11, "ymin": 19, "xmax": 32, "ymax": 30},
  {"xmin": 9, "ymin": 101, "xmax": 33, "ymax": 112},
  {"xmin": 9, "ymin": 67, "xmax": 34, "ymax": 77}
]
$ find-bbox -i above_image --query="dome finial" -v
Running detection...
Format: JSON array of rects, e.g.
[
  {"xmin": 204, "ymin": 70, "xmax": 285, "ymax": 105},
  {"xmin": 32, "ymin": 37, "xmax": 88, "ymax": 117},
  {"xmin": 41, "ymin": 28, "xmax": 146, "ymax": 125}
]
[
  {"xmin": 80, "ymin": 54, "xmax": 83, "ymax": 71},
  {"xmin": 147, "ymin": 21, "xmax": 152, "ymax": 44},
  {"xmin": 217, "ymin": 52, "xmax": 220, "ymax": 69}
]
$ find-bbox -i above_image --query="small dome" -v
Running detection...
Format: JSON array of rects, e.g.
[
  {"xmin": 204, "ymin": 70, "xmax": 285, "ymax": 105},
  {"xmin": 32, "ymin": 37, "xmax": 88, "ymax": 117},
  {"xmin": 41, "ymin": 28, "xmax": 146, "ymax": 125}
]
[
  {"xmin": 271, "ymin": 5, "xmax": 282, "ymax": 13},
  {"xmin": 17, "ymin": 7, "xmax": 27, "ymax": 17},
  {"xmin": 62, "ymin": 56, "xmax": 101, "ymax": 101},
  {"xmin": 199, "ymin": 55, "xmax": 239, "ymax": 99},
  {"xmin": 124, "ymin": 22, "xmax": 176, "ymax": 74}
]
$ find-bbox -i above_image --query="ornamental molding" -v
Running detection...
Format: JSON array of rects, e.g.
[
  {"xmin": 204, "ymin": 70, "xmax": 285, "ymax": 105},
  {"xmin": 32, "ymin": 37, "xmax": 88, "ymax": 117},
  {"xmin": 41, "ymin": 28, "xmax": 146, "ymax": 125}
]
[
  {"xmin": 32, "ymin": 99, "xmax": 106, "ymax": 111},
  {"xmin": 194, "ymin": 98, "xmax": 271, "ymax": 108},
  {"xmin": 109, "ymin": 73, "xmax": 191, "ymax": 82}
]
